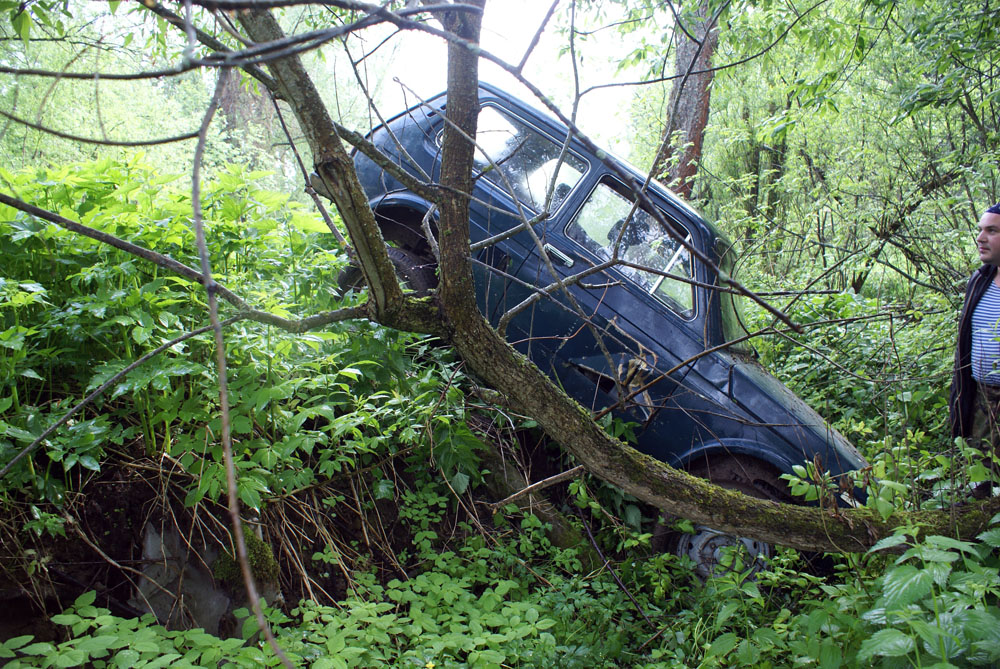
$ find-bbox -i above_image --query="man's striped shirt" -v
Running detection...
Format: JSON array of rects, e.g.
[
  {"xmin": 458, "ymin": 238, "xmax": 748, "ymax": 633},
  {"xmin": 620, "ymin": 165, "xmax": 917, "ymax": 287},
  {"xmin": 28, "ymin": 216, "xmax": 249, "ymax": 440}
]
[{"xmin": 971, "ymin": 281, "xmax": 1000, "ymax": 385}]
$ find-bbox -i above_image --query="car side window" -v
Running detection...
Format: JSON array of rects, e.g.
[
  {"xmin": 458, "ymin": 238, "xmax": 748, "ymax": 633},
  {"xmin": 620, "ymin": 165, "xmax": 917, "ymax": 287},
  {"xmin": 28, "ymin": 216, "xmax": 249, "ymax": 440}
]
[
  {"xmin": 470, "ymin": 106, "xmax": 587, "ymax": 213},
  {"xmin": 566, "ymin": 179, "xmax": 695, "ymax": 318}
]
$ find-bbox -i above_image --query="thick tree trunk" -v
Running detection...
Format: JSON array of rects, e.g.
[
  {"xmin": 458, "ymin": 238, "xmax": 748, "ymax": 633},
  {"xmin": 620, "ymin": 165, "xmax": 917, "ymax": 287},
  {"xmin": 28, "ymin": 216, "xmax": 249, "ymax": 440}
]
[
  {"xmin": 236, "ymin": 10, "xmax": 441, "ymax": 337},
  {"xmin": 656, "ymin": 2, "xmax": 719, "ymax": 200}
]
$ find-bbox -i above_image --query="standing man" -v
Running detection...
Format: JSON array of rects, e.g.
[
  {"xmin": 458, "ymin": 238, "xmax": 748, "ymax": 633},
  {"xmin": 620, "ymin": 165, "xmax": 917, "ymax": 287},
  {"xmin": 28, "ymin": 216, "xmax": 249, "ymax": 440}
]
[{"xmin": 950, "ymin": 201, "xmax": 1000, "ymax": 494}]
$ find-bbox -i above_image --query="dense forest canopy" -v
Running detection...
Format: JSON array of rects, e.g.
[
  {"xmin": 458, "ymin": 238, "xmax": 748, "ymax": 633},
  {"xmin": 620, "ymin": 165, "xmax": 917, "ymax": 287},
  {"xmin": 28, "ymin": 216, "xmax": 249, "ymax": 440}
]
[{"xmin": 1, "ymin": 0, "xmax": 1000, "ymax": 666}]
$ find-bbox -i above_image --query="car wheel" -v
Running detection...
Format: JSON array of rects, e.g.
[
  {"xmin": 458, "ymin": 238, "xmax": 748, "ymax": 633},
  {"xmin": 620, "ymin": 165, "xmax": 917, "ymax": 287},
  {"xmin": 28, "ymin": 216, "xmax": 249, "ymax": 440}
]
[
  {"xmin": 337, "ymin": 246, "xmax": 437, "ymax": 297},
  {"xmin": 669, "ymin": 455, "xmax": 789, "ymax": 579}
]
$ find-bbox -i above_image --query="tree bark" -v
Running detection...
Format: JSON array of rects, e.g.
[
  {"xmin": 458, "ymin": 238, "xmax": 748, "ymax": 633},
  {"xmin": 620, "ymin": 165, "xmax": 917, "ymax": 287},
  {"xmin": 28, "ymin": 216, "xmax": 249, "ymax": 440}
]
[
  {"xmin": 657, "ymin": 1, "xmax": 719, "ymax": 200},
  {"xmin": 236, "ymin": 10, "xmax": 440, "ymax": 335}
]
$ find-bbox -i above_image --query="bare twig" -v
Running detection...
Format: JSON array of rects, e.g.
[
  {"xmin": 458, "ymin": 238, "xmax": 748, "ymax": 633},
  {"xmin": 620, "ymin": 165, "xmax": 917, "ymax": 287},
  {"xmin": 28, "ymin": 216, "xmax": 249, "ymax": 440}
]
[
  {"xmin": 489, "ymin": 465, "xmax": 585, "ymax": 509},
  {"xmin": 189, "ymin": 66, "xmax": 290, "ymax": 667},
  {"xmin": 0, "ymin": 192, "xmax": 366, "ymax": 332},
  {"xmin": 268, "ymin": 93, "xmax": 350, "ymax": 247},
  {"xmin": 575, "ymin": 507, "xmax": 655, "ymax": 627},
  {"xmin": 0, "ymin": 109, "xmax": 199, "ymax": 147}
]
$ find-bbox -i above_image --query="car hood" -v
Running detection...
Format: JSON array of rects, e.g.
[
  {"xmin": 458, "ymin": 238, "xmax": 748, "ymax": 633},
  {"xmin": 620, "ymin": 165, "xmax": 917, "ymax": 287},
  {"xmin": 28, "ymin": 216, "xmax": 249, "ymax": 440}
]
[{"xmin": 727, "ymin": 353, "xmax": 868, "ymax": 473}]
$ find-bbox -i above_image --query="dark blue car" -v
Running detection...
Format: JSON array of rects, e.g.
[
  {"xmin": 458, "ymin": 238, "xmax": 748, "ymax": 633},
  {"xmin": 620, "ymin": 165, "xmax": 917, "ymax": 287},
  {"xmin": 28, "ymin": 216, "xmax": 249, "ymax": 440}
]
[{"xmin": 339, "ymin": 83, "xmax": 867, "ymax": 575}]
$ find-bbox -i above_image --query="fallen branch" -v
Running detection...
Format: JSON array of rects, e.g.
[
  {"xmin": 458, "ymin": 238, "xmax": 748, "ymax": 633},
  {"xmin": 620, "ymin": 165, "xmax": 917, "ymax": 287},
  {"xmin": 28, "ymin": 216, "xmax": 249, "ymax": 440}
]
[{"xmin": 490, "ymin": 465, "xmax": 585, "ymax": 509}]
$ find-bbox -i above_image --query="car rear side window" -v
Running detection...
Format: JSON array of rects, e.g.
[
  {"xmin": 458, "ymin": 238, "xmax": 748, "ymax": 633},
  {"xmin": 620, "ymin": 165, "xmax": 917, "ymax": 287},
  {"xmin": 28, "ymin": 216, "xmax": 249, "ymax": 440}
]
[
  {"xmin": 566, "ymin": 179, "xmax": 695, "ymax": 318},
  {"xmin": 463, "ymin": 106, "xmax": 587, "ymax": 214}
]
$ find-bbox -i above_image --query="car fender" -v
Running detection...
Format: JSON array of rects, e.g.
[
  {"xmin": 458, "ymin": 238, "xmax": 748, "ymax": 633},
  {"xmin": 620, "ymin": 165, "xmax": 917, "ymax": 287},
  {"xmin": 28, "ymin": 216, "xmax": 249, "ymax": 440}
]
[{"xmin": 671, "ymin": 439, "xmax": 799, "ymax": 476}]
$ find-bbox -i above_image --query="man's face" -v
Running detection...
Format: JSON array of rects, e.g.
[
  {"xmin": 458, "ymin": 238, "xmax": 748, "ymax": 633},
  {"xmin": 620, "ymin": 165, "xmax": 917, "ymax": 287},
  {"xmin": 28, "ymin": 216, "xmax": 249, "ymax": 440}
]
[{"xmin": 977, "ymin": 212, "xmax": 1000, "ymax": 266}]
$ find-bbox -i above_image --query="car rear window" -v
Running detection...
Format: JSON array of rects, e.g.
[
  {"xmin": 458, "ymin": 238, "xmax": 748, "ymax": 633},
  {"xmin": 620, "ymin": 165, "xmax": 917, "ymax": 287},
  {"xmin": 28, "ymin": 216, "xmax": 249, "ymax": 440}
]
[{"xmin": 565, "ymin": 178, "xmax": 695, "ymax": 318}]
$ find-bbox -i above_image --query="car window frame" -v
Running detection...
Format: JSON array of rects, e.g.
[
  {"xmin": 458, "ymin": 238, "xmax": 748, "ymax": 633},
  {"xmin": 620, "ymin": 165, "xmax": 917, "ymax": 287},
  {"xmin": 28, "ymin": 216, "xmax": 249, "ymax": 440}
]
[{"xmin": 562, "ymin": 176, "xmax": 699, "ymax": 322}]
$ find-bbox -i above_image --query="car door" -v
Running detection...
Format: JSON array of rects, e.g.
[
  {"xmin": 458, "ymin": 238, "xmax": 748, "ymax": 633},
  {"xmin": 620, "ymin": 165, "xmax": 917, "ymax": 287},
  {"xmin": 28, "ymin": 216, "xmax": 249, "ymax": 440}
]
[
  {"xmin": 458, "ymin": 103, "xmax": 590, "ymax": 328},
  {"xmin": 504, "ymin": 175, "xmax": 706, "ymax": 425}
]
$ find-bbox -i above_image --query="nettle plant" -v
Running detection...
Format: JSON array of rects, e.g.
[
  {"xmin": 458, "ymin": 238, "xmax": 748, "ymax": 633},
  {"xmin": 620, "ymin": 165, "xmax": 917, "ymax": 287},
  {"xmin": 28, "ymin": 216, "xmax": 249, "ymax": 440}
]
[
  {"xmin": 1, "ymin": 159, "xmax": 333, "ymax": 497},
  {"xmin": 0, "ymin": 157, "xmax": 490, "ymax": 513}
]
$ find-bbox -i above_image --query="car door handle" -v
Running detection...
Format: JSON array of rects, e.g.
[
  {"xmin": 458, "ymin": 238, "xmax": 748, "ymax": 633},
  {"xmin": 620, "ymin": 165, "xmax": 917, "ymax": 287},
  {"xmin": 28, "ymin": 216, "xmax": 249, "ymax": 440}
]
[{"xmin": 543, "ymin": 243, "xmax": 574, "ymax": 268}]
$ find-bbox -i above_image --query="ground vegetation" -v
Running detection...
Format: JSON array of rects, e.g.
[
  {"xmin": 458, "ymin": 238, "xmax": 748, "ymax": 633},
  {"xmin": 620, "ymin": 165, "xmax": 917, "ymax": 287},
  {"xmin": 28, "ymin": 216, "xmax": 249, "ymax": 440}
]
[{"xmin": 1, "ymin": 0, "xmax": 1000, "ymax": 666}]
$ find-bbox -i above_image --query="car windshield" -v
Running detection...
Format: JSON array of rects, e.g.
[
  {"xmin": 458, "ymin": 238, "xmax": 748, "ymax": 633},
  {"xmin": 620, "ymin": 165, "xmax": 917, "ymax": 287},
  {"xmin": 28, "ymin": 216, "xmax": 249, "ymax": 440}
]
[
  {"xmin": 472, "ymin": 106, "xmax": 586, "ymax": 214},
  {"xmin": 565, "ymin": 179, "xmax": 695, "ymax": 318},
  {"xmin": 715, "ymin": 236, "xmax": 752, "ymax": 352}
]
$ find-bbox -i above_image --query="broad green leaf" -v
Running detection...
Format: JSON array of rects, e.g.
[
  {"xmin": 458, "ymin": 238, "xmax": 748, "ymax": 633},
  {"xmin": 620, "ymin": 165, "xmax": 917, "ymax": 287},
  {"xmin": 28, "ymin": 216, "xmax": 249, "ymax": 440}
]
[
  {"xmin": 289, "ymin": 211, "xmax": 330, "ymax": 233},
  {"xmin": 704, "ymin": 632, "xmax": 739, "ymax": 661},
  {"xmin": 50, "ymin": 614, "xmax": 81, "ymax": 625},
  {"xmin": 112, "ymin": 648, "xmax": 140, "ymax": 666},
  {"xmin": 75, "ymin": 635, "xmax": 118, "ymax": 653},
  {"xmin": 373, "ymin": 478, "xmax": 394, "ymax": 500},
  {"xmin": 857, "ymin": 629, "xmax": 915, "ymax": 661},
  {"xmin": 74, "ymin": 591, "xmax": 97, "ymax": 608},
  {"xmin": 869, "ymin": 533, "xmax": 909, "ymax": 553},
  {"xmin": 925, "ymin": 535, "xmax": 977, "ymax": 554},
  {"xmin": 716, "ymin": 601, "xmax": 739, "ymax": 628},
  {"xmin": 818, "ymin": 639, "xmax": 842, "ymax": 668},
  {"xmin": 910, "ymin": 616, "xmax": 964, "ymax": 660},
  {"xmin": 451, "ymin": 471, "xmax": 470, "ymax": 495},
  {"xmin": 12, "ymin": 9, "xmax": 31, "ymax": 45},
  {"xmin": 53, "ymin": 649, "xmax": 87, "ymax": 668},
  {"xmin": 2, "ymin": 635, "xmax": 34, "ymax": 651},
  {"xmin": 977, "ymin": 528, "xmax": 1000, "ymax": 548},
  {"xmin": 19, "ymin": 641, "xmax": 56, "ymax": 656},
  {"xmin": 881, "ymin": 565, "xmax": 932, "ymax": 608}
]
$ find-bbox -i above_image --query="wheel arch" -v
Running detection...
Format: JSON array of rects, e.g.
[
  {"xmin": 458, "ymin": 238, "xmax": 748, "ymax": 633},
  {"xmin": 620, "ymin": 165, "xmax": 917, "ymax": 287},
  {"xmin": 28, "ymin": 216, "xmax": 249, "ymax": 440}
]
[
  {"xmin": 368, "ymin": 192, "xmax": 438, "ymax": 257},
  {"xmin": 671, "ymin": 439, "xmax": 798, "ymax": 479}
]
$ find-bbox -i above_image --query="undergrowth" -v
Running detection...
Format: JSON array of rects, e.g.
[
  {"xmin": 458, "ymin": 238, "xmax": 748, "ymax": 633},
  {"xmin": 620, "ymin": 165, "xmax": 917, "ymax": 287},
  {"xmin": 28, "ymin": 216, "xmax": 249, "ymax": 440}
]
[{"xmin": 1, "ymin": 158, "xmax": 1000, "ymax": 667}]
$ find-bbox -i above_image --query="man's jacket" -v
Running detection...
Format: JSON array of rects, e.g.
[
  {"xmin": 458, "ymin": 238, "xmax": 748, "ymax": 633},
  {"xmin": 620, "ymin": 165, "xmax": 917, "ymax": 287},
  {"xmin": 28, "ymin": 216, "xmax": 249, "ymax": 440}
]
[{"xmin": 951, "ymin": 264, "xmax": 999, "ymax": 437}]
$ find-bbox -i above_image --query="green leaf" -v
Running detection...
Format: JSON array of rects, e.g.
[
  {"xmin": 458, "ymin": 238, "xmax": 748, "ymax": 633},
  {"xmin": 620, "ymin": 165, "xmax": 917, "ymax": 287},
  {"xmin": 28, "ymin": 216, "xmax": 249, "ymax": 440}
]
[
  {"xmin": 113, "ymin": 648, "xmax": 140, "ymax": 666},
  {"xmin": 373, "ymin": 478, "xmax": 394, "ymax": 500},
  {"xmin": 881, "ymin": 565, "xmax": 932, "ymax": 608},
  {"xmin": 451, "ymin": 471, "xmax": 470, "ymax": 495},
  {"xmin": 704, "ymin": 632, "xmax": 739, "ymax": 661},
  {"xmin": 857, "ymin": 629, "xmax": 916, "ymax": 661},
  {"xmin": 50, "ymin": 614, "xmax": 82, "ymax": 625},
  {"xmin": 818, "ymin": 639, "xmax": 842, "ymax": 668},
  {"xmin": 131, "ymin": 640, "xmax": 160, "ymax": 653},
  {"xmin": 12, "ymin": 9, "xmax": 31, "ymax": 45},
  {"xmin": 289, "ymin": 211, "xmax": 329, "ymax": 233},
  {"xmin": 977, "ymin": 528, "xmax": 1000, "ymax": 548},
  {"xmin": 869, "ymin": 533, "xmax": 909, "ymax": 553},
  {"xmin": 716, "ymin": 601, "xmax": 739, "ymax": 628},
  {"xmin": 2, "ymin": 635, "xmax": 34, "ymax": 651},
  {"xmin": 19, "ymin": 641, "xmax": 56, "ymax": 656},
  {"xmin": 74, "ymin": 591, "xmax": 97, "ymax": 608},
  {"xmin": 925, "ymin": 535, "xmax": 977, "ymax": 554},
  {"xmin": 53, "ymin": 648, "xmax": 87, "ymax": 667},
  {"xmin": 75, "ymin": 634, "xmax": 118, "ymax": 653}
]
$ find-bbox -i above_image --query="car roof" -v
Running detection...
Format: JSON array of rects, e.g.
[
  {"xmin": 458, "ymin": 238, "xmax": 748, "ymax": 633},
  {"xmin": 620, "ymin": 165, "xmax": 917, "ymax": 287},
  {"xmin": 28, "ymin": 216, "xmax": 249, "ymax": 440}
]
[{"xmin": 474, "ymin": 82, "xmax": 730, "ymax": 247}]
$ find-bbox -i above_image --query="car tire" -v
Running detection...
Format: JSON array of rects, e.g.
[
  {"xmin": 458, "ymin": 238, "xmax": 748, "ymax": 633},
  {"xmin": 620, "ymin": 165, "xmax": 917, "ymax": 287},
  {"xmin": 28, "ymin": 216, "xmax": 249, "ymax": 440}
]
[
  {"xmin": 663, "ymin": 455, "xmax": 789, "ymax": 579},
  {"xmin": 337, "ymin": 246, "xmax": 437, "ymax": 297}
]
